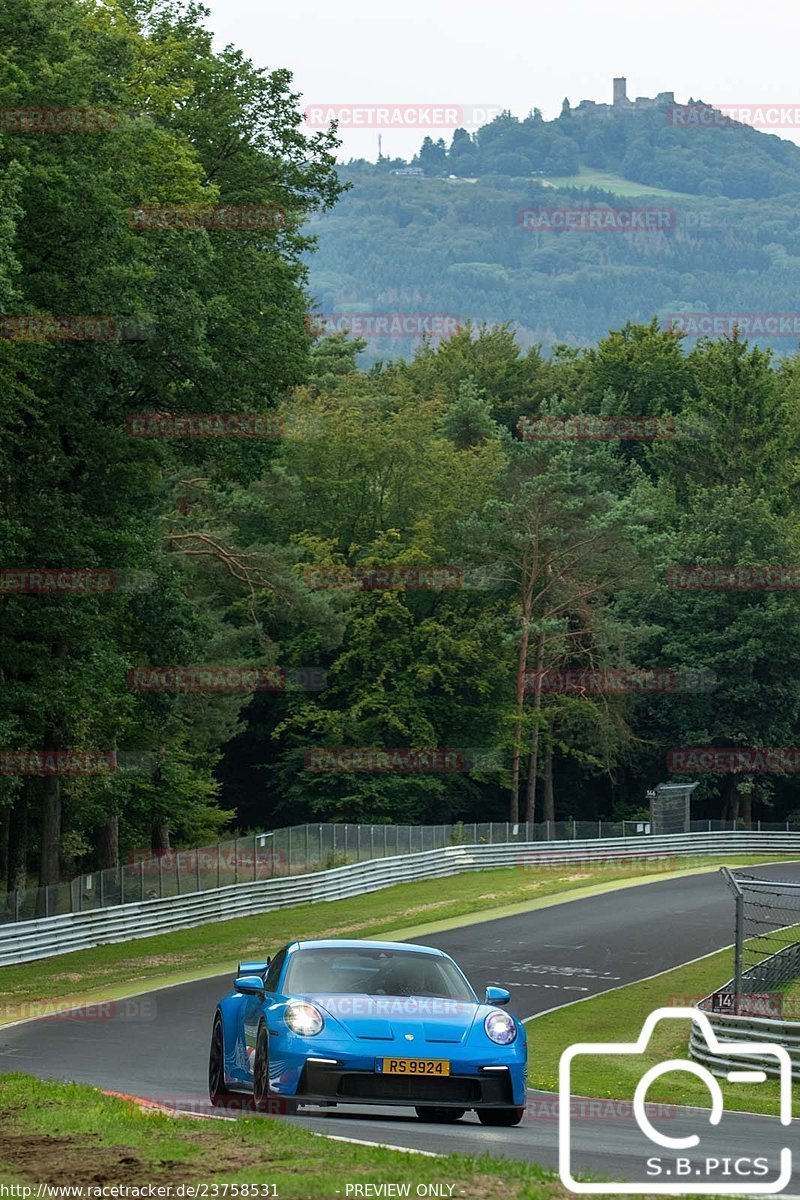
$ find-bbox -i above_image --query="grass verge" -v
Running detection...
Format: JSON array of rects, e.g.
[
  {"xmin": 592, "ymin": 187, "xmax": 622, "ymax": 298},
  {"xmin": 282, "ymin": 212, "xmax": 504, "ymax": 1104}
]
[
  {"xmin": 0, "ymin": 1073, "xmax": 712, "ymax": 1198},
  {"xmin": 0, "ymin": 856, "xmax": 783, "ymax": 1020},
  {"xmin": 527, "ymin": 947, "xmax": 795, "ymax": 1117},
  {"xmin": 0, "ymin": 1073, "xmax": 560, "ymax": 1197}
]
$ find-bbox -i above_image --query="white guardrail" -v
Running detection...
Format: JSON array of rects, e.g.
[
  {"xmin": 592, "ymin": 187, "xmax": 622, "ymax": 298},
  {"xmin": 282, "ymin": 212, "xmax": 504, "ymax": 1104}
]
[
  {"xmin": 690, "ymin": 941, "xmax": 800, "ymax": 1080},
  {"xmin": 1, "ymin": 831, "xmax": 800, "ymax": 967},
  {"xmin": 690, "ymin": 1007, "xmax": 800, "ymax": 1081}
]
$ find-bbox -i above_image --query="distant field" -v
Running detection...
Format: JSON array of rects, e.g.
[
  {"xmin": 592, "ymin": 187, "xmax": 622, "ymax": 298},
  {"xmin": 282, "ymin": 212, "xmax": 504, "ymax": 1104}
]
[{"xmin": 541, "ymin": 166, "xmax": 696, "ymax": 198}]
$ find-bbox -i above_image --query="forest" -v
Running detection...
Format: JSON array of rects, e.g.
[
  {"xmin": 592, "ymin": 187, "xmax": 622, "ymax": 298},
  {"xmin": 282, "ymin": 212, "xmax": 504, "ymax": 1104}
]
[{"xmin": 2, "ymin": 0, "xmax": 800, "ymax": 899}]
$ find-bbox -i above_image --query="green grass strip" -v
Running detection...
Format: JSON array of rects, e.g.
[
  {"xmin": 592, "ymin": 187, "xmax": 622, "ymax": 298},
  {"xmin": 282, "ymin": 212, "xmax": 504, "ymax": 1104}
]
[
  {"xmin": 526, "ymin": 946, "xmax": 796, "ymax": 1117},
  {"xmin": 0, "ymin": 1071, "xmax": 716, "ymax": 1197},
  {"xmin": 0, "ymin": 1072, "xmax": 562, "ymax": 1196}
]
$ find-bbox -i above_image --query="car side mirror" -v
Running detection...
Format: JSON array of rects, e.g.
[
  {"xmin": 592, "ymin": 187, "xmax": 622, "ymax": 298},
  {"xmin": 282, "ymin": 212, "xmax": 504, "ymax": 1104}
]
[
  {"xmin": 235, "ymin": 974, "xmax": 266, "ymax": 997},
  {"xmin": 485, "ymin": 986, "xmax": 511, "ymax": 1006}
]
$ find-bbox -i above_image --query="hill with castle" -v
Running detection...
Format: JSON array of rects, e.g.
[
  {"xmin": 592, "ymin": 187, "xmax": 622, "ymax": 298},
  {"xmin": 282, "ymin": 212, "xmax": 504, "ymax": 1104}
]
[
  {"xmin": 353, "ymin": 77, "xmax": 800, "ymax": 198},
  {"xmin": 306, "ymin": 78, "xmax": 800, "ymax": 360},
  {"xmin": 565, "ymin": 75, "xmax": 676, "ymax": 117}
]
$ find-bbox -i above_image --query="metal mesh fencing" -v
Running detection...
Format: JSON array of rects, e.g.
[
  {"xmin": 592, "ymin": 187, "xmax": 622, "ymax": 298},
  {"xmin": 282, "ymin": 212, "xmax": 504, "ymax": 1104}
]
[
  {"xmin": 1, "ymin": 820, "xmax": 618, "ymax": 923},
  {"xmin": 7, "ymin": 805, "xmax": 800, "ymax": 927},
  {"xmin": 717, "ymin": 868, "xmax": 800, "ymax": 1016}
]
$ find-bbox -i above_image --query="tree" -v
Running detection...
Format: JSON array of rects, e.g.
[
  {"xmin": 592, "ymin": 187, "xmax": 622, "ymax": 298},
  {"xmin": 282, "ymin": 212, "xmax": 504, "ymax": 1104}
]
[
  {"xmin": 0, "ymin": 0, "xmax": 343, "ymax": 886},
  {"xmin": 625, "ymin": 334, "xmax": 800, "ymax": 825},
  {"xmin": 243, "ymin": 367, "xmax": 509, "ymax": 825},
  {"xmin": 418, "ymin": 137, "xmax": 447, "ymax": 176},
  {"xmin": 460, "ymin": 423, "xmax": 651, "ymax": 823}
]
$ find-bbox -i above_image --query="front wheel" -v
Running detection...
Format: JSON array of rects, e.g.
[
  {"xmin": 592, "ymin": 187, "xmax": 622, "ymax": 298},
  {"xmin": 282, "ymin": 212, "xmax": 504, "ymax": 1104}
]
[
  {"xmin": 415, "ymin": 1107, "xmax": 466, "ymax": 1123},
  {"xmin": 477, "ymin": 1106, "xmax": 525, "ymax": 1127},
  {"xmin": 253, "ymin": 1021, "xmax": 297, "ymax": 1115},
  {"xmin": 209, "ymin": 1013, "xmax": 233, "ymax": 1106}
]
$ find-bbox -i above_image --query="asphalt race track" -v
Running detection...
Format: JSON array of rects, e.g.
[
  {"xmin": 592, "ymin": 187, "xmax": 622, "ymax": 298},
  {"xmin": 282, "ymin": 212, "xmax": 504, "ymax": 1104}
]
[{"xmin": 3, "ymin": 862, "xmax": 800, "ymax": 1189}]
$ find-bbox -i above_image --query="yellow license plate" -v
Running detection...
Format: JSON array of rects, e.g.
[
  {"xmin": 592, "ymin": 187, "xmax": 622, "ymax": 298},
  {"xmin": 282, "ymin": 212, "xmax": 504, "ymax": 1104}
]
[{"xmin": 381, "ymin": 1058, "xmax": 451, "ymax": 1076}]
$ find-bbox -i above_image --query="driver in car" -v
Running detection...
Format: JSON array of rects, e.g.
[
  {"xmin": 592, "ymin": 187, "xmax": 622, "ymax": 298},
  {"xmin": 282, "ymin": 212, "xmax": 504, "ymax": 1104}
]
[{"xmin": 379, "ymin": 958, "xmax": 431, "ymax": 997}]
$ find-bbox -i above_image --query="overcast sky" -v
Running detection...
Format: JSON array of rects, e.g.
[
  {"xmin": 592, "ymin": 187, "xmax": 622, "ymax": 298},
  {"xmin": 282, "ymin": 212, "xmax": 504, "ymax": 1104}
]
[{"xmin": 204, "ymin": 0, "xmax": 800, "ymax": 161}]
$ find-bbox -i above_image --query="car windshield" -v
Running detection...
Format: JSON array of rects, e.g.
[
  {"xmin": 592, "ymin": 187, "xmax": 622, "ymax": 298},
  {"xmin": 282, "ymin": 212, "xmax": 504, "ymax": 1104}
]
[{"xmin": 282, "ymin": 947, "xmax": 476, "ymax": 1001}]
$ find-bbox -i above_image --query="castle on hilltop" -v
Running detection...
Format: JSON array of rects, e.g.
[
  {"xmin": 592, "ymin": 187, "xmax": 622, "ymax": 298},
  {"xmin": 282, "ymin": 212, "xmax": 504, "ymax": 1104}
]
[{"xmin": 563, "ymin": 77, "xmax": 675, "ymax": 118}]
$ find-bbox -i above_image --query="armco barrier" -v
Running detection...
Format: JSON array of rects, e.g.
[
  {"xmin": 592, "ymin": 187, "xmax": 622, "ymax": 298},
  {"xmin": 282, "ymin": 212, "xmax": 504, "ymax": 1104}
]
[
  {"xmin": 1, "ymin": 831, "xmax": 800, "ymax": 967},
  {"xmin": 690, "ymin": 941, "xmax": 800, "ymax": 1080},
  {"xmin": 690, "ymin": 1004, "xmax": 800, "ymax": 1082},
  {"xmin": 9, "ymin": 816, "xmax": 799, "ymax": 925}
]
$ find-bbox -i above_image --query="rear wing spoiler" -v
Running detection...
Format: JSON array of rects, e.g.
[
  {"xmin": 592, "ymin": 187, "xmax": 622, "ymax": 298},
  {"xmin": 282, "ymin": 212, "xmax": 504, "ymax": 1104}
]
[{"xmin": 238, "ymin": 959, "xmax": 271, "ymax": 978}]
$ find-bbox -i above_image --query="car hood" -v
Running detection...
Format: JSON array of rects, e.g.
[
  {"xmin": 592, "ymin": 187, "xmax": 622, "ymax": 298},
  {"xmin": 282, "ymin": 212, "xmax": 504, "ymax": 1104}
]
[{"xmin": 297, "ymin": 993, "xmax": 481, "ymax": 1043}]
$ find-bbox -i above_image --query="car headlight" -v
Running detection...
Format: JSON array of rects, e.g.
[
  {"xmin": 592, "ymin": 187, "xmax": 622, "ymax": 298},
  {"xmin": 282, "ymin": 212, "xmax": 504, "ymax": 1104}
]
[
  {"xmin": 285, "ymin": 1001, "xmax": 324, "ymax": 1036},
  {"xmin": 484, "ymin": 1010, "xmax": 517, "ymax": 1045}
]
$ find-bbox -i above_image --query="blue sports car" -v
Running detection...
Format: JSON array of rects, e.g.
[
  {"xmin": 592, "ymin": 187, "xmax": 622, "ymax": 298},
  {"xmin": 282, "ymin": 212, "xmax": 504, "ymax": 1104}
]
[{"xmin": 209, "ymin": 938, "xmax": 527, "ymax": 1125}]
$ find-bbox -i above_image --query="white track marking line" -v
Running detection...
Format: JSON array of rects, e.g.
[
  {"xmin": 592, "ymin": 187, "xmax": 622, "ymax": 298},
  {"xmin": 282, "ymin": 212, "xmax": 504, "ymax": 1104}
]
[
  {"xmin": 521, "ymin": 938, "xmax": 800, "ymax": 1124},
  {"xmin": 515, "ymin": 861, "xmax": 800, "ymax": 1023},
  {"xmin": 520, "ymin": 940, "xmax": 735, "ymax": 1023},
  {"xmin": 309, "ymin": 1132, "xmax": 441, "ymax": 1156}
]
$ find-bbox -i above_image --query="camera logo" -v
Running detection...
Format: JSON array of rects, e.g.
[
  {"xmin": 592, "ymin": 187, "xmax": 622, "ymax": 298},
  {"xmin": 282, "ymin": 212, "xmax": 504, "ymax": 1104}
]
[{"xmin": 559, "ymin": 1007, "xmax": 792, "ymax": 1194}]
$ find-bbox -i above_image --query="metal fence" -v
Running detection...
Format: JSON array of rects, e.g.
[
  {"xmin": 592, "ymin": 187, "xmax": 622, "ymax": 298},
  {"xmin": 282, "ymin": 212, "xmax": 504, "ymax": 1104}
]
[
  {"xmin": 4, "ymin": 816, "xmax": 800, "ymax": 926},
  {"xmin": 691, "ymin": 945, "xmax": 800, "ymax": 1080},
  {"xmin": 690, "ymin": 1004, "xmax": 800, "ymax": 1081},
  {"xmin": 690, "ymin": 873, "xmax": 800, "ymax": 1080},
  {"xmin": 720, "ymin": 867, "xmax": 800, "ymax": 1009},
  {"xmin": 2, "ymin": 830, "xmax": 800, "ymax": 967}
]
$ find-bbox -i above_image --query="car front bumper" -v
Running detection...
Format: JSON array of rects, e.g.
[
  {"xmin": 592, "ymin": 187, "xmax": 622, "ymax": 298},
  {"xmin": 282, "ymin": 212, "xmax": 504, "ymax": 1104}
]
[{"xmin": 292, "ymin": 1060, "xmax": 523, "ymax": 1108}]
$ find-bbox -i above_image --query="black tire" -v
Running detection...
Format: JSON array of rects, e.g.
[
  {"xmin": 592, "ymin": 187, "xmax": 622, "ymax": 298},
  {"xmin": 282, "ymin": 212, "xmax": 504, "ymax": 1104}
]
[
  {"xmin": 477, "ymin": 1105, "xmax": 525, "ymax": 1127},
  {"xmin": 415, "ymin": 1107, "xmax": 466, "ymax": 1123},
  {"xmin": 208, "ymin": 1013, "xmax": 233, "ymax": 1106},
  {"xmin": 253, "ymin": 1020, "xmax": 298, "ymax": 1115}
]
